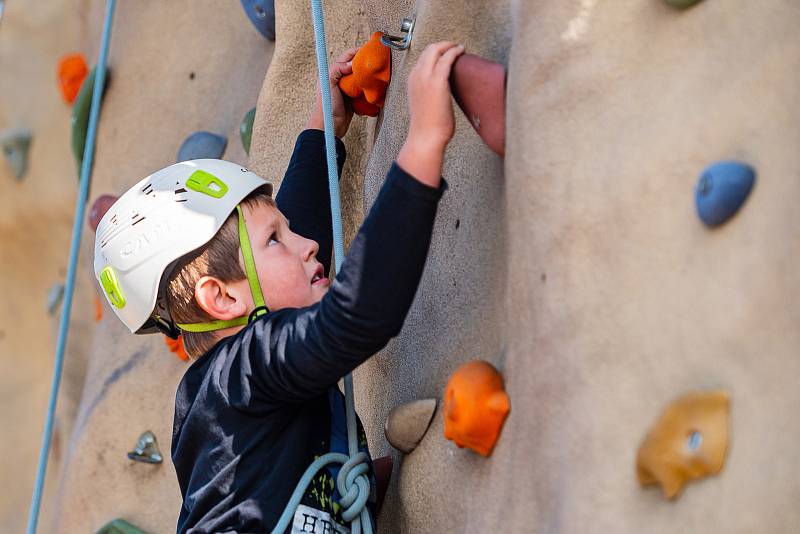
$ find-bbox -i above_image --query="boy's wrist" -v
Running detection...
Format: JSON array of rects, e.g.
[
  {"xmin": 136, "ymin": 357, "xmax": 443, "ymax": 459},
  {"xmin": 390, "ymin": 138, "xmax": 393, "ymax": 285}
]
[
  {"xmin": 305, "ymin": 115, "xmax": 346, "ymax": 139},
  {"xmin": 406, "ymin": 126, "xmax": 448, "ymax": 155},
  {"xmin": 397, "ymin": 134, "xmax": 445, "ymax": 188},
  {"xmin": 305, "ymin": 112, "xmax": 325, "ymax": 132}
]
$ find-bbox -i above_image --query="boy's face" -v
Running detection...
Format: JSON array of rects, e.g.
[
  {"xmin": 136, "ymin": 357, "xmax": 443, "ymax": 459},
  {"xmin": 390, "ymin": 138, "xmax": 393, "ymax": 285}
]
[{"xmin": 236, "ymin": 202, "xmax": 330, "ymax": 311}]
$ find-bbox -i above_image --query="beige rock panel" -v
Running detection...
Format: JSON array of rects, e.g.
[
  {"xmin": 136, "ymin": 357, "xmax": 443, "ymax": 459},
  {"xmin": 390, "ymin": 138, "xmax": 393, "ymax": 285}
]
[
  {"xmin": 501, "ymin": 1, "xmax": 800, "ymax": 532},
  {"xmin": 46, "ymin": 1, "xmax": 272, "ymax": 531},
  {"xmin": 0, "ymin": 2, "xmax": 89, "ymax": 532},
  {"xmin": 354, "ymin": 2, "xmax": 510, "ymax": 532}
]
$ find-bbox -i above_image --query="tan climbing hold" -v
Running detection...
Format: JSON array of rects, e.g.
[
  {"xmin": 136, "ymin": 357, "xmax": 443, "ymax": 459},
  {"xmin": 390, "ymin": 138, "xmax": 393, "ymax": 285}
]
[
  {"xmin": 384, "ymin": 398, "xmax": 437, "ymax": 453},
  {"xmin": 443, "ymin": 360, "xmax": 510, "ymax": 457},
  {"xmin": 637, "ymin": 390, "xmax": 730, "ymax": 499}
]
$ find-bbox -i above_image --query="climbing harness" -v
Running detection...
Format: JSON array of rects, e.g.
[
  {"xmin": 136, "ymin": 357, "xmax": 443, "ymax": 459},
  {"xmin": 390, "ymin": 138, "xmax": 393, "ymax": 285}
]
[
  {"xmin": 26, "ymin": 2, "xmax": 116, "ymax": 533},
  {"xmin": 271, "ymin": 2, "xmax": 376, "ymax": 533}
]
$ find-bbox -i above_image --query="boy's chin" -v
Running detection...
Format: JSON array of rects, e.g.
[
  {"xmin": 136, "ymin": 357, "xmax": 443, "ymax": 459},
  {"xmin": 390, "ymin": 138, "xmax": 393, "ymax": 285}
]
[{"xmin": 310, "ymin": 286, "xmax": 329, "ymax": 302}]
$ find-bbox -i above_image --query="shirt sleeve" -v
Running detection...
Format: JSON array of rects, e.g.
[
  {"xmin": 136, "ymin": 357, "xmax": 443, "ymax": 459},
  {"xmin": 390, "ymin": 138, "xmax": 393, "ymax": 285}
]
[
  {"xmin": 275, "ymin": 129, "xmax": 346, "ymax": 277},
  {"xmin": 229, "ymin": 162, "xmax": 446, "ymax": 405}
]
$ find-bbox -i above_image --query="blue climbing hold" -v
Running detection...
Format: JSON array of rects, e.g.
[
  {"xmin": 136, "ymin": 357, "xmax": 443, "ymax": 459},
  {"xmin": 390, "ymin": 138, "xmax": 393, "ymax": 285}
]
[
  {"xmin": 695, "ymin": 160, "xmax": 756, "ymax": 227},
  {"xmin": 240, "ymin": 0, "xmax": 275, "ymax": 41},
  {"xmin": 176, "ymin": 131, "xmax": 227, "ymax": 162}
]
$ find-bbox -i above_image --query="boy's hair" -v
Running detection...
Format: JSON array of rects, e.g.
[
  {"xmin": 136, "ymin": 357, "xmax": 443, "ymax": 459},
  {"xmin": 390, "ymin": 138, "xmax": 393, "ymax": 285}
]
[{"xmin": 165, "ymin": 185, "xmax": 274, "ymax": 356}]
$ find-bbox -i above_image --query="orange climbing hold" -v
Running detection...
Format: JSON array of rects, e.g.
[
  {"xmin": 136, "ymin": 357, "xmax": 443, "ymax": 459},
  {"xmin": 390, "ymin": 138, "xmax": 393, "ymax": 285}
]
[
  {"xmin": 57, "ymin": 54, "xmax": 89, "ymax": 104},
  {"xmin": 443, "ymin": 360, "xmax": 510, "ymax": 456},
  {"xmin": 164, "ymin": 334, "xmax": 190, "ymax": 362},
  {"xmin": 637, "ymin": 390, "xmax": 730, "ymax": 499},
  {"xmin": 338, "ymin": 31, "xmax": 391, "ymax": 117}
]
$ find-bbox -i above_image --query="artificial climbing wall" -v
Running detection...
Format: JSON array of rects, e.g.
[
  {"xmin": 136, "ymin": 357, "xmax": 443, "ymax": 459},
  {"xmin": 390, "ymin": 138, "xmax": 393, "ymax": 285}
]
[{"xmin": 13, "ymin": 0, "xmax": 799, "ymax": 533}]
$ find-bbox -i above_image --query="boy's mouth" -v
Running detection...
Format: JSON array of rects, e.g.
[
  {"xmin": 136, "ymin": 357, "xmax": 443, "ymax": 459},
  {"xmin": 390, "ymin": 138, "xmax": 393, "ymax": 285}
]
[{"xmin": 311, "ymin": 265, "xmax": 329, "ymax": 286}]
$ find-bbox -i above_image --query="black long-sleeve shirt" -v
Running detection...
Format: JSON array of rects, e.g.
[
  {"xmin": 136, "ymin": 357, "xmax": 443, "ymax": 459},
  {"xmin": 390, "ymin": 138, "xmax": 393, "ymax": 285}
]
[{"xmin": 171, "ymin": 130, "xmax": 446, "ymax": 533}]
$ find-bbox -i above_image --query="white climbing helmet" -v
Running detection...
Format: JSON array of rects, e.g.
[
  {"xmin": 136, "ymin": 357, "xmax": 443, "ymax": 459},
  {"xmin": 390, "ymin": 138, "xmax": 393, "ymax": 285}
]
[{"xmin": 93, "ymin": 159, "xmax": 272, "ymax": 335}]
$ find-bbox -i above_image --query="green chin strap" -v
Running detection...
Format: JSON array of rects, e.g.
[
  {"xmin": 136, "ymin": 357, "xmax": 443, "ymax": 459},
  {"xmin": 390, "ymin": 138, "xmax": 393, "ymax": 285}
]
[{"xmin": 176, "ymin": 204, "xmax": 268, "ymax": 333}]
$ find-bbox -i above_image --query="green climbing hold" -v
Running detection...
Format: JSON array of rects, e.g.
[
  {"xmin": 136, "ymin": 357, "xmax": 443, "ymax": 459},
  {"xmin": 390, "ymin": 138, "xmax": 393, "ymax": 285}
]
[
  {"xmin": 71, "ymin": 66, "xmax": 110, "ymax": 175},
  {"xmin": 663, "ymin": 0, "xmax": 704, "ymax": 8},
  {"xmin": 240, "ymin": 107, "xmax": 256, "ymax": 155},
  {"xmin": 1, "ymin": 128, "xmax": 32, "ymax": 180},
  {"xmin": 95, "ymin": 519, "xmax": 150, "ymax": 534}
]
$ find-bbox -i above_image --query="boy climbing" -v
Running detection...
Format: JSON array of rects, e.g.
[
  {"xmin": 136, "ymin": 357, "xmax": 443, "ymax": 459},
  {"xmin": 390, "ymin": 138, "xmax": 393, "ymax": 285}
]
[{"xmin": 94, "ymin": 40, "xmax": 465, "ymax": 533}]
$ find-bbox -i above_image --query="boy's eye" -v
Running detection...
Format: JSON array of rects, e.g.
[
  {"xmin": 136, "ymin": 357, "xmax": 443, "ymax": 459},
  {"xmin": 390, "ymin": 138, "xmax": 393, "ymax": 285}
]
[{"xmin": 267, "ymin": 232, "xmax": 280, "ymax": 246}]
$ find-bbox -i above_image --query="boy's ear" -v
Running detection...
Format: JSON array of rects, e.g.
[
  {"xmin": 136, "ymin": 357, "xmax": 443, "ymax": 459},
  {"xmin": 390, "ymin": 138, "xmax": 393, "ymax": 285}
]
[{"xmin": 194, "ymin": 276, "xmax": 248, "ymax": 321}]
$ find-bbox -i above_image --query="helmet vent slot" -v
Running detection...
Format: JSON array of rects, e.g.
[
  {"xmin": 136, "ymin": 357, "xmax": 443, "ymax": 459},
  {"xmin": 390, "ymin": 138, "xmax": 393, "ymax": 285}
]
[{"xmin": 131, "ymin": 213, "xmax": 145, "ymax": 226}]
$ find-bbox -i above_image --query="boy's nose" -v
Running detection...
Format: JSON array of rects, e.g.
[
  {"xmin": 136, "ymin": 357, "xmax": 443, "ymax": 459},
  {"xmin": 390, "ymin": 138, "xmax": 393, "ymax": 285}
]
[{"xmin": 303, "ymin": 238, "xmax": 319, "ymax": 261}]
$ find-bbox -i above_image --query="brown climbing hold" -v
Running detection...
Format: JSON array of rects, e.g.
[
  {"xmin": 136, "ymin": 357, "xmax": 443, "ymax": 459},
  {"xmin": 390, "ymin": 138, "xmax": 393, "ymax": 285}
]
[
  {"xmin": 338, "ymin": 31, "xmax": 391, "ymax": 117},
  {"xmin": 443, "ymin": 360, "xmax": 510, "ymax": 456},
  {"xmin": 164, "ymin": 334, "xmax": 190, "ymax": 361},
  {"xmin": 88, "ymin": 194, "xmax": 118, "ymax": 233},
  {"xmin": 384, "ymin": 398, "xmax": 437, "ymax": 454},
  {"xmin": 637, "ymin": 390, "xmax": 730, "ymax": 499},
  {"xmin": 57, "ymin": 53, "xmax": 88, "ymax": 104},
  {"xmin": 449, "ymin": 53, "xmax": 506, "ymax": 157},
  {"xmin": 373, "ymin": 455, "xmax": 393, "ymax": 514}
]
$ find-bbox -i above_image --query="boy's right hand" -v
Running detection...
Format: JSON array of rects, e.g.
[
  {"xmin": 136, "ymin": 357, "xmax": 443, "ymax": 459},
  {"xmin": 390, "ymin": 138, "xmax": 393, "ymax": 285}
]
[
  {"xmin": 398, "ymin": 42, "xmax": 464, "ymax": 188},
  {"xmin": 407, "ymin": 42, "xmax": 465, "ymax": 150}
]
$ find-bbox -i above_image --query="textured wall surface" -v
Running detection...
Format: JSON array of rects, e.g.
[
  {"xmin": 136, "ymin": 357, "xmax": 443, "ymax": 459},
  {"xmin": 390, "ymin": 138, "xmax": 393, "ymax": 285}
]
[
  {"xmin": 501, "ymin": 1, "xmax": 800, "ymax": 532},
  {"xmin": 0, "ymin": 2, "xmax": 88, "ymax": 532},
  {"xmin": 8, "ymin": 0, "xmax": 799, "ymax": 533}
]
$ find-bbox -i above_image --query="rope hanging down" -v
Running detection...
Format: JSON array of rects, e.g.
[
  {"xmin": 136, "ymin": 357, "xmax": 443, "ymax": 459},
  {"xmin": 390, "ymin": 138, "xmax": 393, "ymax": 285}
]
[
  {"xmin": 271, "ymin": 1, "xmax": 374, "ymax": 533},
  {"xmin": 26, "ymin": 2, "xmax": 117, "ymax": 533}
]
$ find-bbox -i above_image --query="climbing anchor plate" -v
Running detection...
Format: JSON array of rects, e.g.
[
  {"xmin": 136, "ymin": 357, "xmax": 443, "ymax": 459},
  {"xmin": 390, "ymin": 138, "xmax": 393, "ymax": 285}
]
[{"xmin": 380, "ymin": 15, "xmax": 415, "ymax": 51}]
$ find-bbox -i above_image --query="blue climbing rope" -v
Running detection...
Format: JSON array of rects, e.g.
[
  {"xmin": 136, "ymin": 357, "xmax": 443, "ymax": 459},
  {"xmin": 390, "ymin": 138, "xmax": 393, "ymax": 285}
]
[
  {"xmin": 271, "ymin": 1, "xmax": 374, "ymax": 533},
  {"xmin": 25, "ymin": 1, "xmax": 116, "ymax": 533}
]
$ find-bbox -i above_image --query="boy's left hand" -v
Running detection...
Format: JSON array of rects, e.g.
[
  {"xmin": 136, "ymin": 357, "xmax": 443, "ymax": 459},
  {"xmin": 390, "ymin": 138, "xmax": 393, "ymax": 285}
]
[{"xmin": 307, "ymin": 48, "xmax": 359, "ymax": 139}]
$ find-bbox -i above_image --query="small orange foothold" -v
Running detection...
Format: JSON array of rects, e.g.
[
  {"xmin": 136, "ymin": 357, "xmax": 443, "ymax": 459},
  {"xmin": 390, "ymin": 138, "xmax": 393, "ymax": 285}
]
[
  {"xmin": 338, "ymin": 32, "xmax": 391, "ymax": 117},
  {"xmin": 164, "ymin": 334, "xmax": 190, "ymax": 362},
  {"xmin": 637, "ymin": 390, "xmax": 730, "ymax": 499},
  {"xmin": 57, "ymin": 54, "xmax": 88, "ymax": 104},
  {"xmin": 94, "ymin": 295, "xmax": 103, "ymax": 322},
  {"xmin": 443, "ymin": 360, "xmax": 510, "ymax": 456}
]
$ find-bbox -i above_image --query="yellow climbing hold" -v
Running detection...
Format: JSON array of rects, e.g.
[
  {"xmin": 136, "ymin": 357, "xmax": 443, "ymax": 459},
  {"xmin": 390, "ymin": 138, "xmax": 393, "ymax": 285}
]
[{"xmin": 637, "ymin": 390, "xmax": 730, "ymax": 499}]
